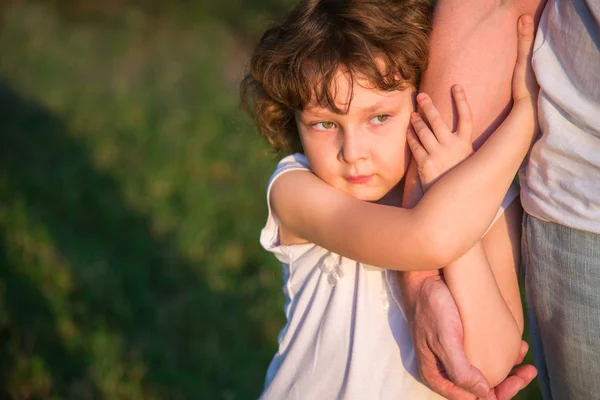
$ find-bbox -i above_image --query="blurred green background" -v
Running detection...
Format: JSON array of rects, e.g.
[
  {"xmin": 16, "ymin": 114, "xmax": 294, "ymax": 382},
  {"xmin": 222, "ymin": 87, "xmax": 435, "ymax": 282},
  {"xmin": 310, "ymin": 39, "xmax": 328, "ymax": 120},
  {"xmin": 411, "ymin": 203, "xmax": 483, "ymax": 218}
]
[{"xmin": 0, "ymin": 0, "xmax": 540, "ymax": 399}]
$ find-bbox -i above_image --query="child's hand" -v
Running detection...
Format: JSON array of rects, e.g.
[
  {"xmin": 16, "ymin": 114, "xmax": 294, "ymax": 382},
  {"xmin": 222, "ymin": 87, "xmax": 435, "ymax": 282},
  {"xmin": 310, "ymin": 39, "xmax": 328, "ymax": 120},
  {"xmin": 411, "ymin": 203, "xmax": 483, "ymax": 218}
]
[
  {"xmin": 511, "ymin": 14, "xmax": 539, "ymax": 127},
  {"xmin": 407, "ymin": 86, "xmax": 474, "ymax": 192},
  {"xmin": 512, "ymin": 15, "xmax": 538, "ymax": 101}
]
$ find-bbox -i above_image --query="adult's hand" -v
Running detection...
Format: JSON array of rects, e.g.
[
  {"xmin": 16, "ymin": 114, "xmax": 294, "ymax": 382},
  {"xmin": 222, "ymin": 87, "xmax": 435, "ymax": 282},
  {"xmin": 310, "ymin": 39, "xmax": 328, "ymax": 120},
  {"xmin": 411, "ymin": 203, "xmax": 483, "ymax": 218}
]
[{"xmin": 400, "ymin": 273, "xmax": 537, "ymax": 399}]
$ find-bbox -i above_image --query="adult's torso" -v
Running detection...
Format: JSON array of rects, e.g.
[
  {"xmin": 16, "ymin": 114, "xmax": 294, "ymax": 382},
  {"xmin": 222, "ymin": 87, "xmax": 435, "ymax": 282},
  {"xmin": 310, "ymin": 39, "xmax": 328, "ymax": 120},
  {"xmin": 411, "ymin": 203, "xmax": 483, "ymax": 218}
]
[{"xmin": 520, "ymin": 0, "xmax": 600, "ymax": 232}]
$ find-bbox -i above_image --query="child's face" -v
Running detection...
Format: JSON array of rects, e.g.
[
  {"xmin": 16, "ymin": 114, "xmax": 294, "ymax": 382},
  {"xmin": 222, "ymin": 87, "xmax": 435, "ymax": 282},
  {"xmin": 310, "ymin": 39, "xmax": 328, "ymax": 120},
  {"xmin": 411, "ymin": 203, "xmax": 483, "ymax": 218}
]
[{"xmin": 295, "ymin": 69, "xmax": 413, "ymax": 203}]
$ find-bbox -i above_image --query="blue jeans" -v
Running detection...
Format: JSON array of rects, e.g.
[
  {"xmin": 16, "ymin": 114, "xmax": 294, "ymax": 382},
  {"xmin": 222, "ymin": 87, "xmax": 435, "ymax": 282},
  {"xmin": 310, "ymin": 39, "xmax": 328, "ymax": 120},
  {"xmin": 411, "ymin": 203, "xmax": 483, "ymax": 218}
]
[{"xmin": 522, "ymin": 213, "xmax": 600, "ymax": 400}]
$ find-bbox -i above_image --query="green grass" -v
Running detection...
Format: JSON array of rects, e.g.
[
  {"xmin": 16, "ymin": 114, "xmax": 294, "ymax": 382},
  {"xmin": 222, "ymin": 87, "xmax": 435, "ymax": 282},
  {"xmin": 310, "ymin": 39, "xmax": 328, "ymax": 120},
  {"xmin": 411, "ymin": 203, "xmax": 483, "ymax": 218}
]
[{"xmin": 0, "ymin": 1, "xmax": 541, "ymax": 399}]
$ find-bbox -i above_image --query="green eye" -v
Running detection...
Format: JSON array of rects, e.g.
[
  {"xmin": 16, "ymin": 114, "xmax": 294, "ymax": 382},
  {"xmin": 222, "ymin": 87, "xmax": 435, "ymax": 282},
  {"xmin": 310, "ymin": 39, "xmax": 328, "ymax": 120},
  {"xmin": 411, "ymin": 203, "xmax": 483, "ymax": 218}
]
[
  {"xmin": 372, "ymin": 115, "xmax": 389, "ymax": 124},
  {"xmin": 313, "ymin": 121, "xmax": 336, "ymax": 130}
]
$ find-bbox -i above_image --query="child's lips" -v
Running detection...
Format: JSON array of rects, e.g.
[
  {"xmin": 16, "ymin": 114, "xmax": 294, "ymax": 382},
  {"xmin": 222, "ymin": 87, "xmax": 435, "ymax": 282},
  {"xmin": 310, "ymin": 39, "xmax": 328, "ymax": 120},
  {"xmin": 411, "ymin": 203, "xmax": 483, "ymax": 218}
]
[{"xmin": 345, "ymin": 175, "xmax": 373, "ymax": 184}]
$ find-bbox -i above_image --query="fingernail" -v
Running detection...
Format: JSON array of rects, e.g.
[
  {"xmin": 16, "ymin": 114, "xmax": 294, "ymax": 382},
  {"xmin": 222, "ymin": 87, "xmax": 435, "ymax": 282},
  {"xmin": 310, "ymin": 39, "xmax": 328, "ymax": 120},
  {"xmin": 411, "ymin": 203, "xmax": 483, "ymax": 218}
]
[
  {"xmin": 521, "ymin": 15, "xmax": 533, "ymax": 26},
  {"xmin": 472, "ymin": 382, "xmax": 489, "ymax": 397},
  {"xmin": 453, "ymin": 84, "xmax": 462, "ymax": 93},
  {"xmin": 416, "ymin": 93, "xmax": 426, "ymax": 101}
]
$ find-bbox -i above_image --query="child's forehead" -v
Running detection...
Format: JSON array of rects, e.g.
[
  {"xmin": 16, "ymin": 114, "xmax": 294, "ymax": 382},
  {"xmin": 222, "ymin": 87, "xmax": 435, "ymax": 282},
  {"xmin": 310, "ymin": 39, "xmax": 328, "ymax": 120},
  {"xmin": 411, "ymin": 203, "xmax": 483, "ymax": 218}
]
[
  {"xmin": 303, "ymin": 67, "xmax": 412, "ymax": 112},
  {"xmin": 304, "ymin": 58, "xmax": 390, "ymax": 86},
  {"xmin": 304, "ymin": 86, "xmax": 412, "ymax": 117}
]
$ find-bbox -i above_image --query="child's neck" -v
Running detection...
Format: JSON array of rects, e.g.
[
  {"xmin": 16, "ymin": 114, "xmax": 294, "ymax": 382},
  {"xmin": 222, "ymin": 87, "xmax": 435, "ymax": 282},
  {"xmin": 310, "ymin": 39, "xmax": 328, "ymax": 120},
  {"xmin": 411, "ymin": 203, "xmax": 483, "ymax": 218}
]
[{"xmin": 374, "ymin": 178, "xmax": 405, "ymax": 207}]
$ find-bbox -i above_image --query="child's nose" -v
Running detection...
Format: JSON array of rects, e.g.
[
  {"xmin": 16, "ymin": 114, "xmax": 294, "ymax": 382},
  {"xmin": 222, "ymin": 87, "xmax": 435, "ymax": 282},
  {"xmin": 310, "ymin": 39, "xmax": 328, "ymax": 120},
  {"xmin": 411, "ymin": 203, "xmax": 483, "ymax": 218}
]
[{"xmin": 340, "ymin": 131, "xmax": 367, "ymax": 164}]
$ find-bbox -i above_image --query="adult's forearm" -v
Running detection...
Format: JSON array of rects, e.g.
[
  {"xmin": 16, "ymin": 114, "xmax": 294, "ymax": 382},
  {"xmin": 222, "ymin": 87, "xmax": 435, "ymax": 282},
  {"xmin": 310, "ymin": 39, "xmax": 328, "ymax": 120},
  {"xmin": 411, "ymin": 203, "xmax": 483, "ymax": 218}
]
[{"xmin": 398, "ymin": 160, "xmax": 443, "ymax": 310}]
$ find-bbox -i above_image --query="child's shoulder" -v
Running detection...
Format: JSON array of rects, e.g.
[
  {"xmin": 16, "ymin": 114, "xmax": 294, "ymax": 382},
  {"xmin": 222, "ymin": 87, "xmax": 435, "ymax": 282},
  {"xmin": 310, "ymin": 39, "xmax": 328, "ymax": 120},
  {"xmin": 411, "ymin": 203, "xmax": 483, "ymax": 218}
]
[
  {"xmin": 263, "ymin": 153, "xmax": 313, "ymax": 249},
  {"xmin": 265, "ymin": 152, "xmax": 313, "ymax": 208},
  {"xmin": 270, "ymin": 153, "xmax": 311, "ymax": 180}
]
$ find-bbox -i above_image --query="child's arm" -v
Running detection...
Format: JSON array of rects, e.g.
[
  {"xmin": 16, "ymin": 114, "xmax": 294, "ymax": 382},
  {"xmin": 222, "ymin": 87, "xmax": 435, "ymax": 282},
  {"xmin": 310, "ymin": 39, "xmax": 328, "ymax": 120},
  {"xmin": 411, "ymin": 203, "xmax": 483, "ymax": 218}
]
[
  {"xmin": 443, "ymin": 208, "xmax": 524, "ymax": 387},
  {"xmin": 271, "ymin": 15, "xmax": 537, "ymax": 272}
]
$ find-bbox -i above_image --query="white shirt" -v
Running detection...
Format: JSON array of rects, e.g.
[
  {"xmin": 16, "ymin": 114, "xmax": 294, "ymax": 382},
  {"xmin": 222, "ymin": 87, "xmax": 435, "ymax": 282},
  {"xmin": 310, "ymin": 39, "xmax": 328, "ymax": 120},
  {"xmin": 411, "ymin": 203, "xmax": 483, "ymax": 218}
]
[{"xmin": 520, "ymin": 0, "xmax": 600, "ymax": 232}]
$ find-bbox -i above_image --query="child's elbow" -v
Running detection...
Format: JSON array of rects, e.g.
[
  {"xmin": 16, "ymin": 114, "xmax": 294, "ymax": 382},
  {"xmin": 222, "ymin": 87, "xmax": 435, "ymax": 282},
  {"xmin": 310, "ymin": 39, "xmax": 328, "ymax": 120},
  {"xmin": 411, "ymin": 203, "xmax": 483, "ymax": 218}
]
[
  {"xmin": 417, "ymin": 225, "xmax": 457, "ymax": 269},
  {"xmin": 479, "ymin": 360, "xmax": 517, "ymax": 388},
  {"xmin": 468, "ymin": 334, "xmax": 522, "ymax": 388}
]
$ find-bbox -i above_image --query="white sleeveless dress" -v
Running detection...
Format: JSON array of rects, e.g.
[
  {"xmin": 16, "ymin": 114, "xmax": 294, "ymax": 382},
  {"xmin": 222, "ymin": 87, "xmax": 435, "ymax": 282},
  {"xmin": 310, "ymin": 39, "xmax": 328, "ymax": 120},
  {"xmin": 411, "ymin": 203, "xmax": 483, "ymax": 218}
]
[{"xmin": 259, "ymin": 153, "xmax": 520, "ymax": 399}]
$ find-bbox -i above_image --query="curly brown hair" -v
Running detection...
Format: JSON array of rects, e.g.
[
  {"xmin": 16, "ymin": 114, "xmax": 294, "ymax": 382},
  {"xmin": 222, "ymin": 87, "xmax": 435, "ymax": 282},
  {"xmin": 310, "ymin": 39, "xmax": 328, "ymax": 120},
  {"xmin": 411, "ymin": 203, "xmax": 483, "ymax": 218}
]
[{"xmin": 241, "ymin": 0, "xmax": 433, "ymax": 154}]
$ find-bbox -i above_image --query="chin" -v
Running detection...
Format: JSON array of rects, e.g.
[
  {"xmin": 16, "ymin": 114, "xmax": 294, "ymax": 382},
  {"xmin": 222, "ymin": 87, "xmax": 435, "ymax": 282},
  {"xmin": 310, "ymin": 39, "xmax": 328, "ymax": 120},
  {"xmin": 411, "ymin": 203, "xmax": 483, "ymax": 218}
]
[
  {"xmin": 349, "ymin": 189, "xmax": 386, "ymax": 202},
  {"xmin": 337, "ymin": 182, "xmax": 390, "ymax": 202}
]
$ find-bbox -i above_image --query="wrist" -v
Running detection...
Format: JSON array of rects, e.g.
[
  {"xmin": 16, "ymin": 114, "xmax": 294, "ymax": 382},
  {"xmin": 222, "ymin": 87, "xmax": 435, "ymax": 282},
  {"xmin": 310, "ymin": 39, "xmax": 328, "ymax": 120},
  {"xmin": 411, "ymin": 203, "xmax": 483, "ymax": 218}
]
[{"xmin": 397, "ymin": 270, "xmax": 442, "ymax": 316}]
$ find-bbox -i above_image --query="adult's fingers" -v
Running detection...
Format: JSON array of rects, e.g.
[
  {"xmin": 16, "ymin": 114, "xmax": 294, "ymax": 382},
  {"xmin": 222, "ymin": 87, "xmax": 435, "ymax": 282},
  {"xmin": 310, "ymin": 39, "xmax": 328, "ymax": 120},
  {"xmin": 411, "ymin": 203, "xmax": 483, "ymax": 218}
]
[
  {"xmin": 493, "ymin": 364, "xmax": 538, "ymax": 400},
  {"xmin": 432, "ymin": 337, "xmax": 489, "ymax": 397},
  {"xmin": 416, "ymin": 349, "xmax": 478, "ymax": 400},
  {"xmin": 425, "ymin": 376, "xmax": 478, "ymax": 400}
]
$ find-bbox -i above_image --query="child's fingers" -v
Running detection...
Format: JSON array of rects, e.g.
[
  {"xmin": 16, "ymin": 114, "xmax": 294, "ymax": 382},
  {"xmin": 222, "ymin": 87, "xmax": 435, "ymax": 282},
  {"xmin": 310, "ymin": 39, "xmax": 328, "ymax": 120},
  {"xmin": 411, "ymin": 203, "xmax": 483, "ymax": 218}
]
[
  {"xmin": 512, "ymin": 14, "xmax": 536, "ymax": 101},
  {"xmin": 416, "ymin": 93, "xmax": 452, "ymax": 143},
  {"xmin": 406, "ymin": 126, "xmax": 429, "ymax": 161},
  {"xmin": 411, "ymin": 112, "xmax": 440, "ymax": 152},
  {"xmin": 452, "ymin": 85, "xmax": 473, "ymax": 141}
]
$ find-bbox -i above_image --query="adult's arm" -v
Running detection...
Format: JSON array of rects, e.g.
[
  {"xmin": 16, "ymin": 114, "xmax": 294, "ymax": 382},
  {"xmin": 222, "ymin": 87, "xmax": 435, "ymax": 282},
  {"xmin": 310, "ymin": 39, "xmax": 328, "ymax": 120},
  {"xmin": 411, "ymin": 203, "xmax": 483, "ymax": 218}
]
[
  {"xmin": 399, "ymin": 0, "xmax": 545, "ymax": 398},
  {"xmin": 420, "ymin": 0, "xmax": 545, "ymax": 144}
]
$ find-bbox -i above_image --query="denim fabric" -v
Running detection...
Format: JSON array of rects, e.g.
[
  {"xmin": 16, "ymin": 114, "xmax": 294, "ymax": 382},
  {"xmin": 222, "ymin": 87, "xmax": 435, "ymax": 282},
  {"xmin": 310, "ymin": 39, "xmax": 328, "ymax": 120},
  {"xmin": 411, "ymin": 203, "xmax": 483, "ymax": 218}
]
[{"xmin": 522, "ymin": 213, "xmax": 600, "ymax": 400}]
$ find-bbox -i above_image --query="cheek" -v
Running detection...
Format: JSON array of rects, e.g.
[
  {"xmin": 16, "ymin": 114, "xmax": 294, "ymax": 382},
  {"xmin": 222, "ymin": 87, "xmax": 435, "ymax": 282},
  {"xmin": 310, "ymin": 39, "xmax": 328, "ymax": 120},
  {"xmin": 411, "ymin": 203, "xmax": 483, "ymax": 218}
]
[
  {"xmin": 301, "ymin": 136, "xmax": 338, "ymax": 176},
  {"xmin": 380, "ymin": 131, "xmax": 410, "ymax": 176},
  {"xmin": 385, "ymin": 130, "xmax": 409, "ymax": 158}
]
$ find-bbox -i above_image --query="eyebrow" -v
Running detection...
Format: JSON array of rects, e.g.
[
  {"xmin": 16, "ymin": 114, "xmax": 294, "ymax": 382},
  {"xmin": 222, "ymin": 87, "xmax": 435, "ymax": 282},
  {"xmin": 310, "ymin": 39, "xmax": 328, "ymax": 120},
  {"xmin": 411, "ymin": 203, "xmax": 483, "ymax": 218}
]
[
  {"xmin": 360, "ymin": 99, "xmax": 392, "ymax": 114},
  {"xmin": 303, "ymin": 98, "xmax": 396, "ymax": 118}
]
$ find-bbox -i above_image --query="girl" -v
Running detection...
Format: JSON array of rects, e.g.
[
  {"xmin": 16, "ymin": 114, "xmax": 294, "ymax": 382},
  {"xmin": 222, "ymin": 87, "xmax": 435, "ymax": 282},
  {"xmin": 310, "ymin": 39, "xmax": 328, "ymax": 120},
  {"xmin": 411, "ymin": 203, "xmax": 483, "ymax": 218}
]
[{"xmin": 241, "ymin": 0, "xmax": 537, "ymax": 398}]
